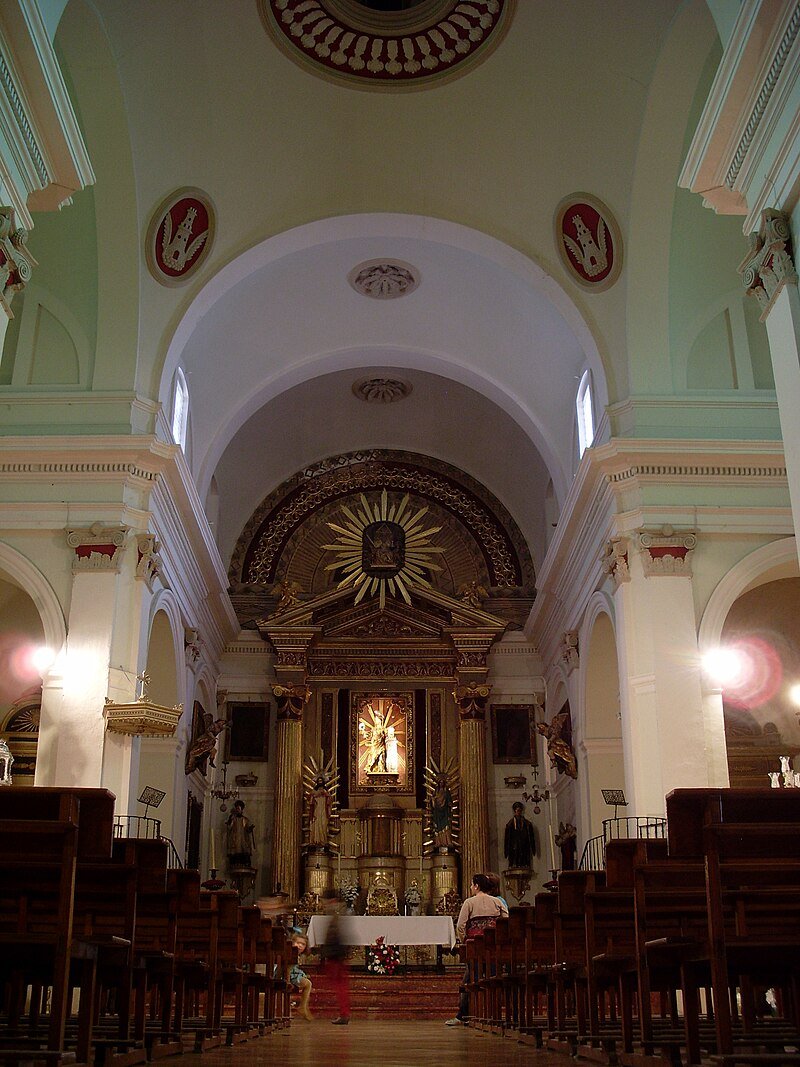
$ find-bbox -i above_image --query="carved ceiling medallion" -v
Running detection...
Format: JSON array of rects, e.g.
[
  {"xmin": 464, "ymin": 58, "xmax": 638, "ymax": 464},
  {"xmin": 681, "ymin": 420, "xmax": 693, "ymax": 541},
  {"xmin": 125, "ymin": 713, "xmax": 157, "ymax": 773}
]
[
  {"xmin": 554, "ymin": 193, "xmax": 623, "ymax": 292},
  {"xmin": 259, "ymin": 1, "xmax": 514, "ymax": 90},
  {"xmin": 349, "ymin": 260, "xmax": 419, "ymax": 298},
  {"xmin": 352, "ymin": 376, "xmax": 413, "ymax": 403}
]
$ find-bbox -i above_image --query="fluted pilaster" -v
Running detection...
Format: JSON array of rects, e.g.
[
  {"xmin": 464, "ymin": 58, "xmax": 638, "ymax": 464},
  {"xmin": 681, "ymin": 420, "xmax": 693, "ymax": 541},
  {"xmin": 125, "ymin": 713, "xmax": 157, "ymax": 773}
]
[
  {"xmin": 453, "ymin": 681, "xmax": 491, "ymax": 893},
  {"xmin": 272, "ymin": 688, "xmax": 308, "ymax": 899}
]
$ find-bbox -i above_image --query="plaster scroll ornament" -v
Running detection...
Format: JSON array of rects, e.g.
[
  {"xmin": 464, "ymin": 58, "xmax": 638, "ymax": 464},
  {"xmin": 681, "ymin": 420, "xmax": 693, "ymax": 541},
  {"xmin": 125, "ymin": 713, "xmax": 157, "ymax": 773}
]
[
  {"xmin": 554, "ymin": 193, "xmax": 623, "ymax": 291},
  {"xmin": 352, "ymin": 377, "xmax": 413, "ymax": 403},
  {"xmin": 145, "ymin": 188, "xmax": 215, "ymax": 286},
  {"xmin": 0, "ymin": 207, "xmax": 36, "ymax": 319}
]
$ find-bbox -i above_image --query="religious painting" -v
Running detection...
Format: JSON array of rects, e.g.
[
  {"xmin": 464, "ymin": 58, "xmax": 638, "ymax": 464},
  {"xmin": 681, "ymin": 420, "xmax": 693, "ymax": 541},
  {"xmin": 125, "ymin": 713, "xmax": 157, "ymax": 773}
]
[
  {"xmin": 491, "ymin": 704, "xmax": 536, "ymax": 765},
  {"xmin": 226, "ymin": 701, "xmax": 270, "ymax": 762},
  {"xmin": 349, "ymin": 692, "xmax": 414, "ymax": 794}
]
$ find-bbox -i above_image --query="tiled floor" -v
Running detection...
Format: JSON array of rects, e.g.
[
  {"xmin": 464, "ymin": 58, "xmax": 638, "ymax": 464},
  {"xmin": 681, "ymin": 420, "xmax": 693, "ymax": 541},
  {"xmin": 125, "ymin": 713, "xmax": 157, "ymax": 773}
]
[{"xmin": 177, "ymin": 1021, "xmax": 567, "ymax": 1067}]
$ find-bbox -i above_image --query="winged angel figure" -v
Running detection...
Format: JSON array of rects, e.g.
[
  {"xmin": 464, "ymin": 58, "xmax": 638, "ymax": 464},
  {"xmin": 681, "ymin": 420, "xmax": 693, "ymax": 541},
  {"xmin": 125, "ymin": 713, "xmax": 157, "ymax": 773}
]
[
  {"xmin": 423, "ymin": 756, "xmax": 460, "ymax": 854},
  {"xmin": 563, "ymin": 213, "xmax": 607, "ymax": 278},
  {"xmin": 302, "ymin": 755, "xmax": 340, "ymax": 851}
]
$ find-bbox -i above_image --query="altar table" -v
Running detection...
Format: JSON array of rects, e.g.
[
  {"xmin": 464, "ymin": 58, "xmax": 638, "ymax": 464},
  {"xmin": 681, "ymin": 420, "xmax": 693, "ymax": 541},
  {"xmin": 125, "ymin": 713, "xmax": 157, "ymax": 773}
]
[{"xmin": 306, "ymin": 915, "xmax": 457, "ymax": 949}]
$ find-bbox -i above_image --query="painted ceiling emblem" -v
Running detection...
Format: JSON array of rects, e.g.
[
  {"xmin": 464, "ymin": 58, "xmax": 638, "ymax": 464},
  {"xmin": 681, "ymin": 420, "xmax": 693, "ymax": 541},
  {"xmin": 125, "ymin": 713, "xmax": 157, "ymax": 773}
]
[
  {"xmin": 259, "ymin": 1, "xmax": 515, "ymax": 90},
  {"xmin": 554, "ymin": 194, "xmax": 623, "ymax": 291},
  {"xmin": 323, "ymin": 489, "xmax": 445, "ymax": 609},
  {"xmin": 146, "ymin": 188, "xmax": 215, "ymax": 286}
]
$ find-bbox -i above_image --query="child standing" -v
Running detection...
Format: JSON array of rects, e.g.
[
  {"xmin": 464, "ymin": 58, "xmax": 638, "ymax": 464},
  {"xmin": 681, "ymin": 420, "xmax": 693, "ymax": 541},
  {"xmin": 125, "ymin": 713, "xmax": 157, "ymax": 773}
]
[{"xmin": 289, "ymin": 933, "xmax": 313, "ymax": 1020}]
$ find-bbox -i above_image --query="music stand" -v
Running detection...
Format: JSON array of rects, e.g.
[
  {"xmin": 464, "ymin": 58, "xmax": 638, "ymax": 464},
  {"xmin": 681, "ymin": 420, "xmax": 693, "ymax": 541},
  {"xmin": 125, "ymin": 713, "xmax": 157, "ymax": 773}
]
[
  {"xmin": 138, "ymin": 785, "xmax": 166, "ymax": 822},
  {"xmin": 601, "ymin": 788, "xmax": 627, "ymax": 820}
]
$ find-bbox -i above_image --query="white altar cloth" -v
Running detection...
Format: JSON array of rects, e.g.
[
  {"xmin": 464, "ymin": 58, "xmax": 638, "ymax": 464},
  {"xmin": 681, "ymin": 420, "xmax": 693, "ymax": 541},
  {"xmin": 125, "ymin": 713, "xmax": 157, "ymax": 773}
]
[{"xmin": 306, "ymin": 915, "xmax": 456, "ymax": 949}]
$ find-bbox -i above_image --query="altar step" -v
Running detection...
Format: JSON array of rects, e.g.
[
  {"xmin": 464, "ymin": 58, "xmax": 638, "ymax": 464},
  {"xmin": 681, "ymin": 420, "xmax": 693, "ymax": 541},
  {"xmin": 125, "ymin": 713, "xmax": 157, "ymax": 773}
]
[{"xmin": 302, "ymin": 970, "xmax": 462, "ymax": 1019}]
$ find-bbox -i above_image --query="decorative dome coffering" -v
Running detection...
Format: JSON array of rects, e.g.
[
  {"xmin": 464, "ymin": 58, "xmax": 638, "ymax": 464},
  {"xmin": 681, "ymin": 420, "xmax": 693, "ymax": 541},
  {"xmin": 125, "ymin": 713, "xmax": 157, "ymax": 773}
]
[{"xmin": 259, "ymin": 0, "xmax": 514, "ymax": 90}]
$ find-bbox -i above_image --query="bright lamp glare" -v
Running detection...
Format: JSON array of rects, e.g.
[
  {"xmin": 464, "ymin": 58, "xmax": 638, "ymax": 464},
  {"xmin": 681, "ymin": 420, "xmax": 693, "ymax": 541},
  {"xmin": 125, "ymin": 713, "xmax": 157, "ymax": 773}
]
[
  {"xmin": 31, "ymin": 645, "xmax": 55, "ymax": 675},
  {"xmin": 789, "ymin": 683, "xmax": 800, "ymax": 707},
  {"xmin": 702, "ymin": 648, "xmax": 744, "ymax": 686}
]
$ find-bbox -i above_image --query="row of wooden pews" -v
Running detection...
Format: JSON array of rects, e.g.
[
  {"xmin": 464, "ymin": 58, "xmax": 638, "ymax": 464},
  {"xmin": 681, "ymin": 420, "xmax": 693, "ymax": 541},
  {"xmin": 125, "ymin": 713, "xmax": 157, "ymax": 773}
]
[
  {"xmin": 0, "ymin": 786, "xmax": 295, "ymax": 1066},
  {"xmin": 464, "ymin": 788, "xmax": 800, "ymax": 1067}
]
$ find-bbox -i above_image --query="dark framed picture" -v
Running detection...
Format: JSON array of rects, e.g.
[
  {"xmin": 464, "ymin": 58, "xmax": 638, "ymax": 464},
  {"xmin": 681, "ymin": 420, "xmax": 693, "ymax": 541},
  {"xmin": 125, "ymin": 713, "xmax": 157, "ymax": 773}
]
[
  {"xmin": 226, "ymin": 701, "xmax": 270, "ymax": 762},
  {"xmin": 491, "ymin": 704, "xmax": 536, "ymax": 765}
]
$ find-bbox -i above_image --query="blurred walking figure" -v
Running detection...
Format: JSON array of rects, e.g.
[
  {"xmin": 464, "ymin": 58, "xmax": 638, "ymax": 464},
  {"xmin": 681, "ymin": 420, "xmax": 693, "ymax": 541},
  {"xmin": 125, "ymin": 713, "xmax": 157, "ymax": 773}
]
[{"xmin": 321, "ymin": 891, "xmax": 351, "ymax": 1025}]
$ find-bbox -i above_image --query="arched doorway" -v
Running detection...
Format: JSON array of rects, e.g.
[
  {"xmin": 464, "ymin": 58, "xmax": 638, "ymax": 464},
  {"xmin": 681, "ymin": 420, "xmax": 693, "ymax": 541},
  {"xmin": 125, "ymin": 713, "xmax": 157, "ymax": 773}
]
[{"xmin": 581, "ymin": 610, "xmax": 625, "ymax": 838}]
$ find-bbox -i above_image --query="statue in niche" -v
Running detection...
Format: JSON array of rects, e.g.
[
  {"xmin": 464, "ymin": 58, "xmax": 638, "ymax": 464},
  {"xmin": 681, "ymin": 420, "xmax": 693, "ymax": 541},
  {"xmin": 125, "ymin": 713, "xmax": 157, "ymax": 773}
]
[
  {"xmin": 555, "ymin": 821, "xmax": 578, "ymax": 871},
  {"xmin": 423, "ymin": 756, "xmax": 460, "ymax": 853},
  {"xmin": 302, "ymin": 755, "xmax": 340, "ymax": 851},
  {"xmin": 504, "ymin": 801, "xmax": 537, "ymax": 870},
  {"xmin": 536, "ymin": 709, "xmax": 578, "ymax": 779},
  {"xmin": 226, "ymin": 799, "xmax": 256, "ymax": 866}
]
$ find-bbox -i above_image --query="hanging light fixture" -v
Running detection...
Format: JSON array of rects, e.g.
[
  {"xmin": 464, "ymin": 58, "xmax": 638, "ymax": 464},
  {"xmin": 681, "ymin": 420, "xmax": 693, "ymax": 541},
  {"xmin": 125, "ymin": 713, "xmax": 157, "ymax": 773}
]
[{"xmin": 211, "ymin": 761, "xmax": 240, "ymax": 811}]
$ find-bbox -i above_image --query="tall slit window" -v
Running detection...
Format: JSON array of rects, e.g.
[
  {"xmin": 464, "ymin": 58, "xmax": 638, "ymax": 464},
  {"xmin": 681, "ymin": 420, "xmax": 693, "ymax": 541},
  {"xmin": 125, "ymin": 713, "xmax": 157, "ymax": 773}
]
[
  {"xmin": 576, "ymin": 369, "xmax": 594, "ymax": 457},
  {"xmin": 172, "ymin": 368, "xmax": 189, "ymax": 450}
]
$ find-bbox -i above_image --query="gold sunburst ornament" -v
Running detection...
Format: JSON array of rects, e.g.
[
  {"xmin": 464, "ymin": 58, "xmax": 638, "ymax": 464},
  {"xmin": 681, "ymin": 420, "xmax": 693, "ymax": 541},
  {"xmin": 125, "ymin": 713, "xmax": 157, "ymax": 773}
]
[{"xmin": 323, "ymin": 490, "xmax": 445, "ymax": 609}]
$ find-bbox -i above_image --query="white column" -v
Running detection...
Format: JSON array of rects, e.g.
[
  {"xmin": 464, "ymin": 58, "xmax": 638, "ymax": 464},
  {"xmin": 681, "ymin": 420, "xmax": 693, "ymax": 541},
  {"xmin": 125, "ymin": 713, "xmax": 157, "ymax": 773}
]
[
  {"xmin": 609, "ymin": 529, "xmax": 726, "ymax": 816},
  {"xmin": 761, "ymin": 283, "xmax": 800, "ymax": 540}
]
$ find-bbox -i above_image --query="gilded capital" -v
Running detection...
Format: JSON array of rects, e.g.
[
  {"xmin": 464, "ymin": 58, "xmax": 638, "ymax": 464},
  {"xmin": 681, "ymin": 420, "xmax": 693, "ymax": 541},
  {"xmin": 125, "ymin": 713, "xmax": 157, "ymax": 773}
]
[
  {"xmin": 452, "ymin": 682, "xmax": 491, "ymax": 721},
  {"xmin": 272, "ymin": 682, "xmax": 311, "ymax": 721}
]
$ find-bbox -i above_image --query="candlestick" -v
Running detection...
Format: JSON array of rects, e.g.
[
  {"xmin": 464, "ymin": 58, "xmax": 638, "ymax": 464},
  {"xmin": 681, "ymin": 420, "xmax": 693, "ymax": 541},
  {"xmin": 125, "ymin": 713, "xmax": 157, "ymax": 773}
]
[
  {"xmin": 548, "ymin": 824, "xmax": 557, "ymax": 871},
  {"xmin": 210, "ymin": 823, "xmax": 216, "ymax": 870}
]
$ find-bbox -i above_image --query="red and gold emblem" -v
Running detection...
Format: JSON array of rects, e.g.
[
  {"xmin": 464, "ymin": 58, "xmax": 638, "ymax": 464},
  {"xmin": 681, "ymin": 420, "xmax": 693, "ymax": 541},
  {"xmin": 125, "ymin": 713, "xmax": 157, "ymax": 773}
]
[
  {"xmin": 146, "ymin": 188, "xmax": 215, "ymax": 286},
  {"xmin": 554, "ymin": 194, "xmax": 622, "ymax": 291}
]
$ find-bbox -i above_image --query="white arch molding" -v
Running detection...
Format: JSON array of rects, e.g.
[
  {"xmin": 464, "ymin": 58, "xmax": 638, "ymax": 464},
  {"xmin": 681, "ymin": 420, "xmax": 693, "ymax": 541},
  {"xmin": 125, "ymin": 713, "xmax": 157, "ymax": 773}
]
[
  {"xmin": 698, "ymin": 537, "xmax": 799, "ymax": 654},
  {"xmin": 0, "ymin": 540, "xmax": 67, "ymax": 655},
  {"xmin": 155, "ymin": 214, "xmax": 611, "ymax": 506},
  {"xmin": 576, "ymin": 591, "xmax": 617, "ymax": 739}
]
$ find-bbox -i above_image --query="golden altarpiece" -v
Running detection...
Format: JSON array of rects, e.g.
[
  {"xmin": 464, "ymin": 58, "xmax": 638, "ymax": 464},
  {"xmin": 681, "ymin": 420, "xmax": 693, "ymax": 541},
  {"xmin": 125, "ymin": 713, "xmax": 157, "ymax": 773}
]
[{"xmin": 227, "ymin": 451, "xmax": 536, "ymax": 910}]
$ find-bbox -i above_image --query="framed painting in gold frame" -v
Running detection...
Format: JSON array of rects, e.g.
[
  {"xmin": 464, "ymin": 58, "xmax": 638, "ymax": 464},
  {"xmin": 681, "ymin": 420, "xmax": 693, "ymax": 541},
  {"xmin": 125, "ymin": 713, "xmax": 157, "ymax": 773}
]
[{"xmin": 349, "ymin": 692, "xmax": 414, "ymax": 795}]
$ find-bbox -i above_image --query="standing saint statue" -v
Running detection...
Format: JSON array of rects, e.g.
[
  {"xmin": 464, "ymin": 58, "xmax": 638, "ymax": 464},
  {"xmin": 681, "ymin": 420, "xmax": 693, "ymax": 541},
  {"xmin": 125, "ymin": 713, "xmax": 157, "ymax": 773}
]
[
  {"xmin": 504, "ymin": 801, "xmax": 537, "ymax": 869},
  {"xmin": 302, "ymin": 755, "xmax": 340, "ymax": 852},
  {"xmin": 226, "ymin": 799, "xmax": 256, "ymax": 866},
  {"xmin": 308, "ymin": 775, "xmax": 332, "ymax": 847},
  {"xmin": 423, "ymin": 756, "xmax": 460, "ymax": 854},
  {"xmin": 385, "ymin": 724, "xmax": 399, "ymax": 775}
]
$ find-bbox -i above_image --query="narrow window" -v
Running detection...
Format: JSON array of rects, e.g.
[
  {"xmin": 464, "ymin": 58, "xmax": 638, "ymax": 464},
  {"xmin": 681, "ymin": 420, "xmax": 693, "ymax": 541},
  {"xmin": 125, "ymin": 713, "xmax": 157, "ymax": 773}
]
[
  {"xmin": 172, "ymin": 368, "xmax": 189, "ymax": 450},
  {"xmin": 576, "ymin": 369, "xmax": 594, "ymax": 457}
]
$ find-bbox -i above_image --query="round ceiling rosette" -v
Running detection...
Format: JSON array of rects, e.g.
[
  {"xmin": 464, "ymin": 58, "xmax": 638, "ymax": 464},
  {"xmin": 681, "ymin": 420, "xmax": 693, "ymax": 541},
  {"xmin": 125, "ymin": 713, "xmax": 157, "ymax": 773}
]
[{"xmin": 259, "ymin": 0, "xmax": 515, "ymax": 90}]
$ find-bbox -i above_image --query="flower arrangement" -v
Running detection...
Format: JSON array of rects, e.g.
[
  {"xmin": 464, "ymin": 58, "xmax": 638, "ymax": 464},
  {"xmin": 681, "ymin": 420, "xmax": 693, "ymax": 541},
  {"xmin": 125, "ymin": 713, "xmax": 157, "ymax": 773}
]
[
  {"xmin": 339, "ymin": 879, "xmax": 360, "ymax": 912},
  {"xmin": 366, "ymin": 935, "xmax": 400, "ymax": 975}
]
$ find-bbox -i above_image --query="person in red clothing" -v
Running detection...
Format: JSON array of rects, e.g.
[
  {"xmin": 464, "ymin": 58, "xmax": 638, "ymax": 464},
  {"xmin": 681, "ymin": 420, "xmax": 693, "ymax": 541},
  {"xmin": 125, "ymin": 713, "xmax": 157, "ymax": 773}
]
[{"xmin": 320, "ymin": 891, "xmax": 351, "ymax": 1025}]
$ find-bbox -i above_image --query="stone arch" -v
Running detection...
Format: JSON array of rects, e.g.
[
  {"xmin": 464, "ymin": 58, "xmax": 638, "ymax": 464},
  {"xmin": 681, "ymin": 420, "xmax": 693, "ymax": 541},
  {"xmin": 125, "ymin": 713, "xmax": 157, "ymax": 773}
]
[
  {"xmin": 578, "ymin": 595, "xmax": 625, "ymax": 839},
  {"xmin": 0, "ymin": 541, "xmax": 66, "ymax": 655}
]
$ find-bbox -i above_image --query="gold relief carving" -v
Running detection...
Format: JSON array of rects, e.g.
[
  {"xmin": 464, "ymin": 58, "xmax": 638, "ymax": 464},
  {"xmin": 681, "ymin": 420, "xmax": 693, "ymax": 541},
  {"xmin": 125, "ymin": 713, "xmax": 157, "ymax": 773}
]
[
  {"xmin": 231, "ymin": 450, "xmax": 531, "ymax": 592},
  {"xmin": 452, "ymin": 683, "xmax": 491, "ymax": 721},
  {"xmin": 272, "ymin": 683, "xmax": 311, "ymax": 720},
  {"xmin": 271, "ymin": 579, "xmax": 302, "ymax": 615},
  {"xmin": 458, "ymin": 581, "xmax": 488, "ymax": 607},
  {"xmin": 456, "ymin": 650, "xmax": 487, "ymax": 669},
  {"xmin": 348, "ymin": 616, "xmax": 419, "ymax": 638},
  {"xmin": 308, "ymin": 659, "xmax": 453, "ymax": 679}
]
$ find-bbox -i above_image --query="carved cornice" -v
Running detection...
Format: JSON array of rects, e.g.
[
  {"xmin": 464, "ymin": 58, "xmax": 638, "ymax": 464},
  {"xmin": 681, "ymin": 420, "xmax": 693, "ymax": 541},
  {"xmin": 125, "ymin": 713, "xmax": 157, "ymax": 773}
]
[
  {"xmin": 66, "ymin": 522, "xmax": 127, "ymax": 574},
  {"xmin": 740, "ymin": 209, "xmax": 798, "ymax": 320},
  {"xmin": 637, "ymin": 525, "xmax": 697, "ymax": 578},
  {"xmin": 135, "ymin": 533, "xmax": 163, "ymax": 590},
  {"xmin": 262, "ymin": 626, "xmax": 318, "ymax": 674},
  {"xmin": 308, "ymin": 658, "xmax": 454, "ymax": 680}
]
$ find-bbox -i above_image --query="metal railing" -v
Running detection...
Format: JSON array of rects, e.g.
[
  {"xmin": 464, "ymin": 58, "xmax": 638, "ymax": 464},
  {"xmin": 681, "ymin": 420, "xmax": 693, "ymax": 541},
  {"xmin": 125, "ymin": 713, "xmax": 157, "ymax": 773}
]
[
  {"xmin": 113, "ymin": 815, "xmax": 184, "ymax": 868},
  {"xmin": 578, "ymin": 815, "xmax": 667, "ymax": 871}
]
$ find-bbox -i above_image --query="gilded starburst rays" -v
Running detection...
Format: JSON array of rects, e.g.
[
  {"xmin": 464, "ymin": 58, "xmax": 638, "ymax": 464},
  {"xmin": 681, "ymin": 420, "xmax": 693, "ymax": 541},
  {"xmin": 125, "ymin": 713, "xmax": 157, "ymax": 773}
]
[{"xmin": 323, "ymin": 489, "xmax": 445, "ymax": 609}]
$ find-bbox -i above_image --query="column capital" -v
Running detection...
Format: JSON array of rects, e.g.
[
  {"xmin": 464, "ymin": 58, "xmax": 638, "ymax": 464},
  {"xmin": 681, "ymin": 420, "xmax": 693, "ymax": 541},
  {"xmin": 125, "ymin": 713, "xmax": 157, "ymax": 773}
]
[
  {"xmin": 561, "ymin": 630, "xmax": 579, "ymax": 674},
  {"xmin": 452, "ymin": 682, "xmax": 492, "ymax": 721},
  {"xmin": 66, "ymin": 522, "xmax": 127, "ymax": 574},
  {"xmin": 135, "ymin": 533, "xmax": 163, "ymax": 590},
  {"xmin": 263, "ymin": 625, "xmax": 318, "ymax": 677},
  {"xmin": 449, "ymin": 629, "xmax": 499, "ymax": 678},
  {"xmin": 637, "ymin": 525, "xmax": 697, "ymax": 578},
  {"xmin": 601, "ymin": 536, "xmax": 630, "ymax": 588},
  {"xmin": 272, "ymin": 682, "xmax": 311, "ymax": 721},
  {"xmin": 740, "ymin": 208, "xmax": 797, "ymax": 320},
  {"xmin": 0, "ymin": 207, "xmax": 35, "ymax": 319}
]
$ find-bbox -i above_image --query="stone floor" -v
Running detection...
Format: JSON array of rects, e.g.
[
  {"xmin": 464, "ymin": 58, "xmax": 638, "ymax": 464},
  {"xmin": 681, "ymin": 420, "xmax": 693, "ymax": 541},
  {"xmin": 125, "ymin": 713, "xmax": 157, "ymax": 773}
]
[{"xmin": 177, "ymin": 1021, "xmax": 565, "ymax": 1066}]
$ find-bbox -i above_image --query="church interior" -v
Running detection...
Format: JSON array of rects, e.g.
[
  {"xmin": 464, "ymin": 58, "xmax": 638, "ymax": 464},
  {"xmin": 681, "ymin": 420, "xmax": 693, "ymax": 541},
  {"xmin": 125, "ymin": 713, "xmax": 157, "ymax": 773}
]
[{"xmin": 2, "ymin": 0, "xmax": 800, "ymax": 1062}]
